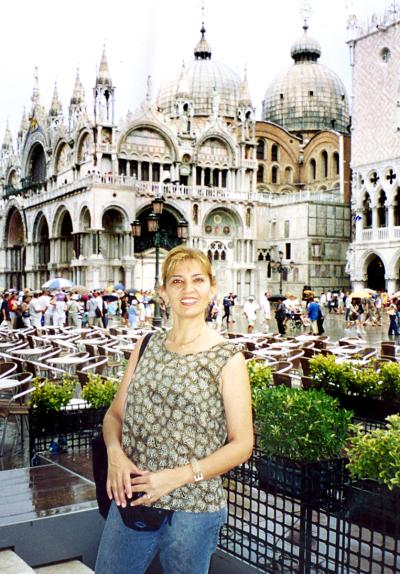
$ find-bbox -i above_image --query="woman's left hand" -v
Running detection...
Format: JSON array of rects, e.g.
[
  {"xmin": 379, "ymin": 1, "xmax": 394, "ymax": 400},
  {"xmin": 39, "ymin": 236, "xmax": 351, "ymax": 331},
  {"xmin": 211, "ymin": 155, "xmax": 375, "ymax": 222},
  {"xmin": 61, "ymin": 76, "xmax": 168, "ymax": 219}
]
[{"xmin": 129, "ymin": 468, "xmax": 182, "ymax": 506}]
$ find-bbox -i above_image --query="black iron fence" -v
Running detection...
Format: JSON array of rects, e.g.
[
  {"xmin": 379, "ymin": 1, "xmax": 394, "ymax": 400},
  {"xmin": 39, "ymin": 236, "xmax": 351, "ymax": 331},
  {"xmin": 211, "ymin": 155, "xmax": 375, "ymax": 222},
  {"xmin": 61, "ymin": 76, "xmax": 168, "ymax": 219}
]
[
  {"xmin": 28, "ymin": 408, "xmax": 399, "ymax": 573},
  {"xmin": 29, "ymin": 405, "xmax": 106, "ymax": 461},
  {"xmin": 219, "ymin": 436, "xmax": 399, "ymax": 574}
]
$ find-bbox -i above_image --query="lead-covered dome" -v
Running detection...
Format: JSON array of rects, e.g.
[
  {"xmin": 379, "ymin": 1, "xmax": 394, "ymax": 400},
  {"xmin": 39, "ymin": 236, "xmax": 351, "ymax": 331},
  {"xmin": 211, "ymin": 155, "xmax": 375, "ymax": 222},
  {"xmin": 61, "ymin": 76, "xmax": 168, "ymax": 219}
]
[
  {"xmin": 262, "ymin": 25, "xmax": 349, "ymax": 134},
  {"xmin": 157, "ymin": 25, "xmax": 241, "ymax": 119}
]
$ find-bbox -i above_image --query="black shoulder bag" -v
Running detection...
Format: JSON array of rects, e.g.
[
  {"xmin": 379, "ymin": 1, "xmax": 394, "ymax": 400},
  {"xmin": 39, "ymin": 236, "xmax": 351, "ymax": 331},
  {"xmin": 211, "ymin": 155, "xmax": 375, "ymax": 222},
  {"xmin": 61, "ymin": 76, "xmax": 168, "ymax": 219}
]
[{"xmin": 92, "ymin": 332, "xmax": 173, "ymax": 530}]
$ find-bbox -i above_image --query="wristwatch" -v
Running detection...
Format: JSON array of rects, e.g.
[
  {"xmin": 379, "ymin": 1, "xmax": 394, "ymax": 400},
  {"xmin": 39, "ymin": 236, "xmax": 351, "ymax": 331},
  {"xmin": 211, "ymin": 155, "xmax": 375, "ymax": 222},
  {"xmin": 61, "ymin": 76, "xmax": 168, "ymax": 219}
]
[{"xmin": 190, "ymin": 457, "xmax": 203, "ymax": 482}]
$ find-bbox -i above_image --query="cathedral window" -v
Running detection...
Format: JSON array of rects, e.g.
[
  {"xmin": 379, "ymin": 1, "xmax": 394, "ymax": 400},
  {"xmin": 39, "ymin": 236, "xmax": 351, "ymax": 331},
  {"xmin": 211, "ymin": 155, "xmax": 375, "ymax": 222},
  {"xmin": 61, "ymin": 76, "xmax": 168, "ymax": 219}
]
[
  {"xmin": 196, "ymin": 166, "xmax": 202, "ymax": 186},
  {"xmin": 394, "ymin": 188, "xmax": 400, "ymax": 226},
  {"xmin": 153, "ymin": 163, "xmax": 160, "ymax": 182},
  {"xmin": 310, "ymin": 158, "xmax": 316, "ymax": 181},
  {"xmin": 377, "ymin": 190, "xmax": 388, "ymax": 227},
  {"xmin": 246, "ymin": 208, "xmax": 252, "ymax": 227},
  {"xmin": 333, "ymin": 152, "xmax": 339, "ymax": 175},
  {"xmin": 256, "ymin": 139, "xmax": 265, "ymax": 160},
  {"xmin": 142, "ymin": 162, "xmax": 149, "ymax": 181},
  {"xmin": 285, "ymin": 166, "xmax": 293, "ymax": 184},
  {"xmin": 257, "ymin": 165, "xmax": 264, "ymax": 183},
  {"xmin": 193, "ymin": 203, "xmax": 199, "ymax": 225},
  {"xmin": 271, "ymin": 144, "xmax": 279, "ymax": 162},
  {"xmin": 363, "ymin": 193, "xmax": 372, "ymax": 228},
  {"xmin": 209, "ymin": 241, "xmax": 227, "ymax": 261},
  {"xmin": 271, "ymin": 165, "xmax": 279, "ymax": 184},
  {"xmin": 321, "ymin": 150, "xmax": 328, "ymax": 178}
]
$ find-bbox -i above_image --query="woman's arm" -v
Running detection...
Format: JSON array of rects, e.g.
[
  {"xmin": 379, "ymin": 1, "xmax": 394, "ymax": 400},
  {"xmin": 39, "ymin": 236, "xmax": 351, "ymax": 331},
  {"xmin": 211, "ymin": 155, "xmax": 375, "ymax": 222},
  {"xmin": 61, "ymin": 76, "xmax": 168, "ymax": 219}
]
[
  {"xmin": 130, "ymin": 351, "xmax": 253, "ymax": 506},
  {"xmin": 102, "ymin": 336, "xmax": 148, "ymax": 507}
]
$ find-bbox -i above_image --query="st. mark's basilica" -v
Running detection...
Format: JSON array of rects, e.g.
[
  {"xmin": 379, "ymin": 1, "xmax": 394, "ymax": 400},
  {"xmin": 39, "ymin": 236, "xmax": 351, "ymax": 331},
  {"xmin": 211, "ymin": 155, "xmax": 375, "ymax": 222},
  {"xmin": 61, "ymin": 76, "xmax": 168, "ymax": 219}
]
[{"xmin": 0, "ymin": 17, "xmax": 354, "ymax": 299}]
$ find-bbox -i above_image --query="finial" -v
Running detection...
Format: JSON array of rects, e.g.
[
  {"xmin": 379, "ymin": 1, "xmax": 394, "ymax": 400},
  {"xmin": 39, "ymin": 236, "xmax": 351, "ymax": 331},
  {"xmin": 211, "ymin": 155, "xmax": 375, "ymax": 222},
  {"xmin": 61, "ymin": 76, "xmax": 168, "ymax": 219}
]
[
  {"xmin": 146, "ymin": 75, "xmax": 152, "ymax": 103},
  {"xmin": 300, "ymin": 0, "xmax": 312, "ymax": 31},
  {"xmin": 31, "ymin": 66, "xmax": 40, "ymax": 106}
]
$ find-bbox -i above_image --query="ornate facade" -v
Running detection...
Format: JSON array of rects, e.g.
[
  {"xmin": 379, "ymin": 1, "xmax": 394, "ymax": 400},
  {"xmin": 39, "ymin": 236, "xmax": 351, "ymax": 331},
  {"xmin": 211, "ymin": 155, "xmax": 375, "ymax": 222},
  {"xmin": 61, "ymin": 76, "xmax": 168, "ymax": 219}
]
[
  {"xmin": 347, "ymin": 10, "xmax": 400, "ymax": 293},
  {"xmin": 0, "ymin": 22, "xmax": 351, "ymax": 300}
]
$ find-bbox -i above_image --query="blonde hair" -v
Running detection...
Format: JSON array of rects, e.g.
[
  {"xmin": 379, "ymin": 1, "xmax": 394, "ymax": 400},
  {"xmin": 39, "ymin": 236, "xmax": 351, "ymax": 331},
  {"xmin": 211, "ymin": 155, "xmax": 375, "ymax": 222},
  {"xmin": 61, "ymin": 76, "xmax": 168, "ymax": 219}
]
[{"xmin": 162, "ymin": 246, "xmax": 214, "ymax": 286}]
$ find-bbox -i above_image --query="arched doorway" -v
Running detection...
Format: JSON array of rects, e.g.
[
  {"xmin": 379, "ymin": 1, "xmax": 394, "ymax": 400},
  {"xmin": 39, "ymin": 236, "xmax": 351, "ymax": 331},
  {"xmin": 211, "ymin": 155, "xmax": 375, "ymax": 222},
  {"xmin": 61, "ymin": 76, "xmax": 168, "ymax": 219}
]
[
  {"xmin": 367, "ymin": 256, "xmax": 385, "ymax": 291},
  {"xmin": 33, "ymin": 213, "xmax": 50, "ymax": 286},
  {"xmin": 27, "ymin": 143, "xmax": 47, "ymax": 183},
  {"xmin": 134, "ymin": 208, "xmax": 182, "ymax": 254},
  {"xmin": 5, "ymin": 208, "xmax": 25, "ymax": 290}
]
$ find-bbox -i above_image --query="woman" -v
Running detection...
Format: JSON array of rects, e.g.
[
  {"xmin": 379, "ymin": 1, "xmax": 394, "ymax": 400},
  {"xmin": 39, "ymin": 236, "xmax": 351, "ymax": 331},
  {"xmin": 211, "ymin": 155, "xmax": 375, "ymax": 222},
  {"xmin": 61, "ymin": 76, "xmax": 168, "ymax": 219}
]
[
  {"xmin": 96, "ymin": 246, "xmax": 253, "ymax": 574},
  {"xmin": 21, "ymin": 294, "xmax": 31, "ymax": 327}
]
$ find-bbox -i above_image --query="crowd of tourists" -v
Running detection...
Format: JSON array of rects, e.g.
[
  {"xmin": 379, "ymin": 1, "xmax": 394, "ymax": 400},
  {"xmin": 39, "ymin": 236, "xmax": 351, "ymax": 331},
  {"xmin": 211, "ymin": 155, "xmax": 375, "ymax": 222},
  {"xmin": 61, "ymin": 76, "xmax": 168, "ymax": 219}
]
[
  {"xmin": 205, "ymin": 288, "xmax": 397, "ymax": 338},
  {"xmin": 0, "ymin": 287, "xmax": 162, "ymax": 332},
  {"xmin": 0, "ymin": 284, "xmax": 398, "ymax": 339}
]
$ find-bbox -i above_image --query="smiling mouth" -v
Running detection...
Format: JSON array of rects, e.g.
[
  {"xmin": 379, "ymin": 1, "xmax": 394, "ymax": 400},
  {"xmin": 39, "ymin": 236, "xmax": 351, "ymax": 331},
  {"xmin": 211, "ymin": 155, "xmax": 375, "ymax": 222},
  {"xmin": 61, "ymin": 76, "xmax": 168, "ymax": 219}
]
[{"xmin": 180, "ymin": 298, "xmax": 198, "ymax": 305}]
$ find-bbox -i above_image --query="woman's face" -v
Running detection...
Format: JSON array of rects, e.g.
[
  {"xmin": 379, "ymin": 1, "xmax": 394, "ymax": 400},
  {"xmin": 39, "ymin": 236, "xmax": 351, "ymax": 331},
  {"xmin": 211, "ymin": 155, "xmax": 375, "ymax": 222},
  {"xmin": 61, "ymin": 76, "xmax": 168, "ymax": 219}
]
[{"xmin": 161, "ymin": 259, "xmax": 215, "ymax": 319}]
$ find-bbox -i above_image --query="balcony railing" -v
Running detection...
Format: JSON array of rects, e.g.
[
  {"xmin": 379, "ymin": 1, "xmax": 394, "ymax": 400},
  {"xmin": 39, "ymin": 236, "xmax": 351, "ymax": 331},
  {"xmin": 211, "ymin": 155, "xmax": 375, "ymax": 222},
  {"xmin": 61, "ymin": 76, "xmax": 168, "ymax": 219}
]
[
  {"xmin": 360, "ymin": 226, "xmax": 400, "ymax": 242},
  {"xmin": 3, "ymin": 172, "xmax": 346, "ymax": 208}
]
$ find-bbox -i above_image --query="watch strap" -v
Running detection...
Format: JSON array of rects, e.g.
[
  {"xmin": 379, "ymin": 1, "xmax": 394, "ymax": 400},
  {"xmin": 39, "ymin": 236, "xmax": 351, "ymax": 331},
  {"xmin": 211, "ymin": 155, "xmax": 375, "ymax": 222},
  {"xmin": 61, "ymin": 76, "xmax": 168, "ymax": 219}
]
[{"xmin": 190, "ymin": 457, "xmax": 203, "ymax": 482}]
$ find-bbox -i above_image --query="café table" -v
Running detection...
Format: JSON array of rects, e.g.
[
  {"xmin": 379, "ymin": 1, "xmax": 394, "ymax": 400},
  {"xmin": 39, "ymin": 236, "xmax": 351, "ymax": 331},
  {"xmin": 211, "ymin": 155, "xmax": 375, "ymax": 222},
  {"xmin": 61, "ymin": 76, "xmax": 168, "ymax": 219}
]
[
  {"xmin": 9, "ymin": 347, "xmax": 53, "ymax": 358},
  {"xmin": 46, "ymin": 355, "xmax": 90, "ymax": 374},
  {"xmin": 0, "ymin": 378, "xmax": 22, "ymax": 392}
]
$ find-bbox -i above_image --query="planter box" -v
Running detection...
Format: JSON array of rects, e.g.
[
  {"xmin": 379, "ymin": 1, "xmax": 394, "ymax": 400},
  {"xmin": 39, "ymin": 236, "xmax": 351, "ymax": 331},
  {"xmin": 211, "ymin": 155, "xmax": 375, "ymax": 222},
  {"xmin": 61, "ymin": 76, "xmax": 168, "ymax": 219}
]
[
  {"xmin": 344, "ymin": 479, "xmax": 400, "ymax": 538},
  {"xmin": 337, "ymin": 395, "xmax": 400, "ymax": 421},
  {"xmin": 256, "ymin": 456, "xmax": 345, "ymax": 506},
  {"xmin": 29, "ymin": 406, "xmax": 107, "ymax": 457}
]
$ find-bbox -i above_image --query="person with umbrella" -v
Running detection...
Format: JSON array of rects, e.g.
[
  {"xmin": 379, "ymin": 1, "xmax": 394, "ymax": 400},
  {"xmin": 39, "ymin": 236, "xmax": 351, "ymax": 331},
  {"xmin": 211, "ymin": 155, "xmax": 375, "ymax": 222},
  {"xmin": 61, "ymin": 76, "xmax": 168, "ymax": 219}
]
[{"xmin": 274, "ymin": 297, "xmax": 287, "ymax": 336}]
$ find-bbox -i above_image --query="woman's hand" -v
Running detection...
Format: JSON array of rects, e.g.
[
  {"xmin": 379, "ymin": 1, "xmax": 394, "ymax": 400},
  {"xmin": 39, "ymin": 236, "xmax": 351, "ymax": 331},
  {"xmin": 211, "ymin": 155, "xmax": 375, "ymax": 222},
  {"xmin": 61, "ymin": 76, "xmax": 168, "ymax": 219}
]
[
  {"xmin": 129, "ymin": 468, "xmax": 184, "ymax": 507},
  {"xmin": 106, "ymin": 446, "xmax": 144, "ymax": 507}
]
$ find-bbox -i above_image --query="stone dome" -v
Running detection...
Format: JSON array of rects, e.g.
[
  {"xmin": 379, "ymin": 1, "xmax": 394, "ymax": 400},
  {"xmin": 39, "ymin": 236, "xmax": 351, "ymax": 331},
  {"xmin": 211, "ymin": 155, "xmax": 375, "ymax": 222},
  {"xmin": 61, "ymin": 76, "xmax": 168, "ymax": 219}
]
[
  {"xmin": 262, "ymin": 26, "xmax": 350, "ymax": 134},
  {"xmin": 157, "ymin": 25, "xmax": 241, "ymax": 119}
]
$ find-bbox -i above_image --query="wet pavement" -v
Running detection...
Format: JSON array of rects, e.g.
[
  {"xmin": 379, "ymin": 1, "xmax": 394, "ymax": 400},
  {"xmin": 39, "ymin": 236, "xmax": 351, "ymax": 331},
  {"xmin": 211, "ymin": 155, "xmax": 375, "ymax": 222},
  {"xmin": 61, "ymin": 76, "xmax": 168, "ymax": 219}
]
[{"xmin": 225, "ymin": 306, "xmax": 393, "ymax": 348}]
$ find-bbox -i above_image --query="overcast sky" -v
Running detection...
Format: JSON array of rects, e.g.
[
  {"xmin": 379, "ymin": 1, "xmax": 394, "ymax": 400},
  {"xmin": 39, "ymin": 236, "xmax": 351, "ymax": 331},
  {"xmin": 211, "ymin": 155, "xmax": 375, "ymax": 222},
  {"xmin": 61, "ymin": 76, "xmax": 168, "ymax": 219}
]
[{"xmin": 0, "ymin": 0, "xmax": 390, "ymax": 142}]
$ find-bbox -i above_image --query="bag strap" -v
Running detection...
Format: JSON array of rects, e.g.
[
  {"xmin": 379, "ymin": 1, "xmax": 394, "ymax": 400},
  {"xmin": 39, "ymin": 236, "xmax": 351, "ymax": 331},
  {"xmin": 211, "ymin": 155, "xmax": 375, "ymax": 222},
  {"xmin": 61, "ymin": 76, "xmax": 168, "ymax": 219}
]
[
  {"xmin": 137, "ymin": 332, "xmax": 152, "ymax": 363},
  {"xmin": 123, "ymin": 332, "xmax": 153, "ymax": 389}
]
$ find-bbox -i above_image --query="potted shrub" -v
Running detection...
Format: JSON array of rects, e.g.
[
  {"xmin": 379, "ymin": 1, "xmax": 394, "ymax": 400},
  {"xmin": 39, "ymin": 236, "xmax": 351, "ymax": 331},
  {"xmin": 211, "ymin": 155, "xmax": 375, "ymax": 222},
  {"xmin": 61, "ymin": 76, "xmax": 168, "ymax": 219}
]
[
  {"xmin": 309, "ymin": 355, "xmax": 400, "ymax": 420},
  {"xmin": 30, "ymin": 376, "xmax": 75, "ymax": 411},
  {"xmin": 308, "ymin": 354, "xmax": 356, "ymax": 396},
  {"xmin": 344, "ymin": 414, "xmax": 400, "ymax": 537},
  {"xmin": 81, "ymin": 373, "xmax": 118, "ymax": 408},
  {"xmin": 246, "ymin": 359, "xmax": 272, "ymax": 409},
  {"xmin": 255, "ymin": 386, "xmax": 352, "ymax": 500},
  {"xmin": 29, "ymin": 374, "xmax": 111, "ymax": 458}
]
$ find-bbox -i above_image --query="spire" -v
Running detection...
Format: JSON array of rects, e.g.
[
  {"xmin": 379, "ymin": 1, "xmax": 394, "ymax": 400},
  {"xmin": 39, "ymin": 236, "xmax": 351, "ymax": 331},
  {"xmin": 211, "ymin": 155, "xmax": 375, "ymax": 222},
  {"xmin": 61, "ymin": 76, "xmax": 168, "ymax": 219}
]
[
  {"xmin": 2, "ymin": 121, "xmax": 13, "ymax": 151},
  {"xmin": 49, "ymin": 81, "xmax": 63, "ymax": 116},
  {"xmin": 31, "ymin": 66, "xmax": 40, "ymax": 110},
  {"xmin": 194, "ymin": 22, "xmax": 212, "ymax": 60},
  {"xmin": 176, "ymin": 61, "xmax": 190, "ymax": 98},
  {"xmin": 145, "ymin": 75, "xmax": 153, "ymax": 104},
  {"xmin": 18, "ymin": 107, "xmax": 28, "ymax": 138},
  {"xmin": 239, "ymin": 67, "xmax": 252, "ymax": 107},
  {"xmin": 70, "ymin": 68, "xmax": 85, "ymax": 105},
  {"xmin": 96, "ymin": 45, "xmax": 112, "ymax": 86}
]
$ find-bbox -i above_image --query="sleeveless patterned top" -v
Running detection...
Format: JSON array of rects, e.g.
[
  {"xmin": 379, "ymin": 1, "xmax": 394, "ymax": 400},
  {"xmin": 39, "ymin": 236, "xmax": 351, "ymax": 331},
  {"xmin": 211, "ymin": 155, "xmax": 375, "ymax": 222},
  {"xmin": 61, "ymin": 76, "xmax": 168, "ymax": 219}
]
[{"xmin": 121, "ymin": 331, "xmax": 241, "ymax": 512}]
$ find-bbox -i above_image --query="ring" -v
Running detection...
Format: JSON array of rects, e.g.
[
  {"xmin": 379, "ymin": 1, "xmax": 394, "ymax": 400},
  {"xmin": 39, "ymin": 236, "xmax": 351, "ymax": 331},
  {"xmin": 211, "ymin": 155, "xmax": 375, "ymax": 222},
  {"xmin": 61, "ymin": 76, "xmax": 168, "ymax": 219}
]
[{"xmin": 146, "ymin": 493, "xmax": 151, "ymax": 500}]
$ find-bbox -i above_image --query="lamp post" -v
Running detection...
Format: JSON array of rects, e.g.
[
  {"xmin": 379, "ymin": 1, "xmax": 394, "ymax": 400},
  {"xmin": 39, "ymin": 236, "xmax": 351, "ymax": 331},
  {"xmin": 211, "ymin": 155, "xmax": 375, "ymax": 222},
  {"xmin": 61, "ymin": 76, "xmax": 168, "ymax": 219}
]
[
  {"xmin": 271, "ymin": 250, "xmax": 295, "ymax": 295},
  {"xmin": 131, "ymin": 197, "xmax": 189, "ymax": 328}
]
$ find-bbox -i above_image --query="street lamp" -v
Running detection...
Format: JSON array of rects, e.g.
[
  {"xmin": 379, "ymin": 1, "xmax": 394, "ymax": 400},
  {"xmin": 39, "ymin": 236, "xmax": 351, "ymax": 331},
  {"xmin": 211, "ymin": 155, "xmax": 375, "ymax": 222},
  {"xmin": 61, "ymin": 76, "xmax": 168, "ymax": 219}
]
[
  {"xmin": 131, "ymin": 198, "xmax": 189, "ymax": 328},
  {"xmin": 271, "ymin": 250, "xmax": 295, "ymax": 295}
]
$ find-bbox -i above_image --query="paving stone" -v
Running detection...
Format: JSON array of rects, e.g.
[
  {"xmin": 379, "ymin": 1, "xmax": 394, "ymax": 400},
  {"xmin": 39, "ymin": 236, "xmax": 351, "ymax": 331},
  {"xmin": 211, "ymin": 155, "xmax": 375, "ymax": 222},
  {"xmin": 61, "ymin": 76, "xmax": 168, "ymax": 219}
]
[{"xmin": 0, "ymin": 549, "xmax": 35, "ymax": 573}]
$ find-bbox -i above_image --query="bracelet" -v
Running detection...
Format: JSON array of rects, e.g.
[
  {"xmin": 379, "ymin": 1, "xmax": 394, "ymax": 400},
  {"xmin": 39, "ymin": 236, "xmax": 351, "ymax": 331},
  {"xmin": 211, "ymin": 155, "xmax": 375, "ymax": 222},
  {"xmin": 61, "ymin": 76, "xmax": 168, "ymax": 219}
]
[{"xmin": 190, "ymin": 457, "xmax": 203, "ymax": 482}]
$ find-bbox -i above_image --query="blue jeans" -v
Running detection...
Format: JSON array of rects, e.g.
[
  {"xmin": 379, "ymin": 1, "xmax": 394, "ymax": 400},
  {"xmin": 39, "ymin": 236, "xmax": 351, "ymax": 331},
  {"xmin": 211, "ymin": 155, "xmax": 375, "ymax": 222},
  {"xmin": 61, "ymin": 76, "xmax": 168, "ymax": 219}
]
[
  {"xmin": 95, "ymin": 502, "xmax": 227, "ymax": 574},
  {"xmin": 389, "ymin": 314, "xmax": 399, "ymax": 336}
]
